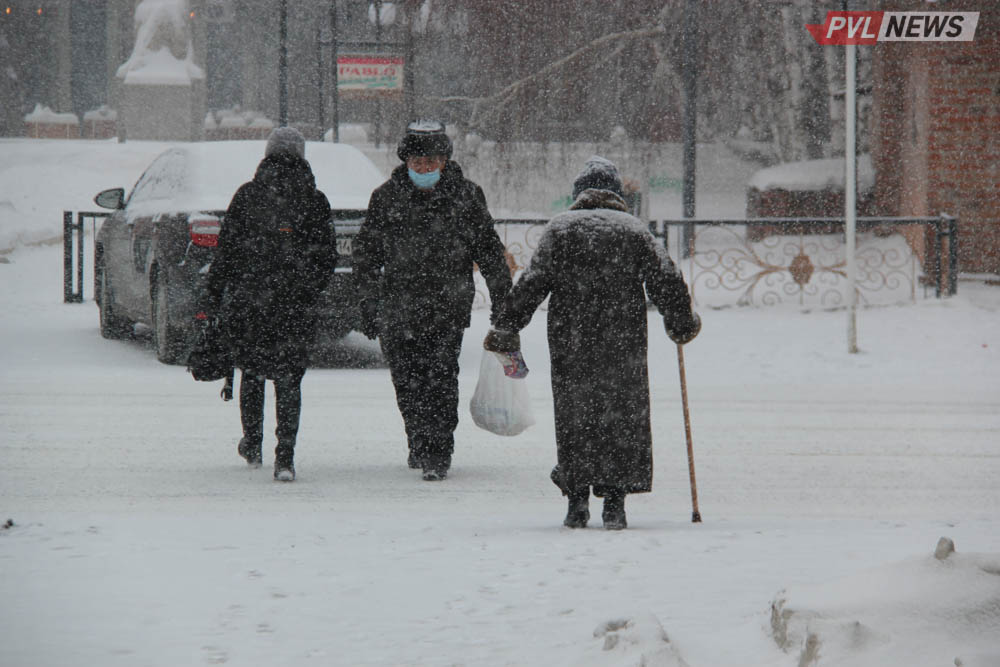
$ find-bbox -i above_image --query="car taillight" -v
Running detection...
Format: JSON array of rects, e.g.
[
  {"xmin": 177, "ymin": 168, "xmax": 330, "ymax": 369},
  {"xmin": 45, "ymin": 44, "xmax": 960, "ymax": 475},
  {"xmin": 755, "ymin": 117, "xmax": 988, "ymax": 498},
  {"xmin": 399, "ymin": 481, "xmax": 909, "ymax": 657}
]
[{"xmin": 189, "ymin": 217, "xmax": 221, "ymax": 247}]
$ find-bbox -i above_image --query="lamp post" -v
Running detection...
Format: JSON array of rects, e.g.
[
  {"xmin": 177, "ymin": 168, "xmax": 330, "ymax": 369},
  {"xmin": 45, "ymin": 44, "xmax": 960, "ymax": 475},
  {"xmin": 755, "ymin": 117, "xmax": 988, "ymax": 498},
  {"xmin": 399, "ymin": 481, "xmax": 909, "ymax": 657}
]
[
  {"xmin": 279, "ymin": 0, "xmax": 288, "ymax": 126},
  {"xmin": 330, "ymin": 1, "xmax": 339, "ymax": 142},
  {"xmin": 845, "ymin": 41, "xmax": 858, "ymax": 353},
  {"xmin": 681, "ymin": 0, "xmax": 698, "ymax": 258}
]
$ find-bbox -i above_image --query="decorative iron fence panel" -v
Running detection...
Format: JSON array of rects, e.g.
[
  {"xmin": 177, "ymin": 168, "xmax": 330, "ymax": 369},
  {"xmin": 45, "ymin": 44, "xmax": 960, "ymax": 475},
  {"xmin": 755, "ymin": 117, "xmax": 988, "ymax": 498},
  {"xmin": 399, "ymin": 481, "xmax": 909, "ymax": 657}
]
[{"xmin": 474, "ymin": 216, "xmax": 957, "ymax": 310}]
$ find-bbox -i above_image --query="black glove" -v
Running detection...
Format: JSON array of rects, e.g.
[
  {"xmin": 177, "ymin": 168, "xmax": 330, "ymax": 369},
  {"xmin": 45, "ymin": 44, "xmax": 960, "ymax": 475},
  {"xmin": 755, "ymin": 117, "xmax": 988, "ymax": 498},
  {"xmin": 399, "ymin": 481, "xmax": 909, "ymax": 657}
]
[
  {"xmin": 665, "ymin": 311, "xmax": 701, "ymax": 345},
  {"xmin": 359, "ymin": 300, "xmax": 380, "ymax": 340},
  {"xmin": 483, "ymin": 327, "xmax": 520, "ymax": 353}
]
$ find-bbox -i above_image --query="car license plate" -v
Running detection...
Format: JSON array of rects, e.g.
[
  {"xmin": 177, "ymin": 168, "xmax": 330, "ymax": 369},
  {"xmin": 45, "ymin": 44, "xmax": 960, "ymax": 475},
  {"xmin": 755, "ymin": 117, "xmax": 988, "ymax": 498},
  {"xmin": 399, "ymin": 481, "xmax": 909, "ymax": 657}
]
[{"xmin": 337, "ymin": 237, "xmax": 352, "ymax": 256}]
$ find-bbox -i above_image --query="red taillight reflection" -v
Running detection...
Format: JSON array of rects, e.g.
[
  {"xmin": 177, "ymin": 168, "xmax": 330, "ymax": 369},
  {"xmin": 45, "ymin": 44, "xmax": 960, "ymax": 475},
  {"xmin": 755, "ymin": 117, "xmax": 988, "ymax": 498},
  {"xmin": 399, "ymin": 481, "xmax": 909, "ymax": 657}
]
[{"xmin": 189, "ymin": 217, "xmax": 220, "ymax": 247}]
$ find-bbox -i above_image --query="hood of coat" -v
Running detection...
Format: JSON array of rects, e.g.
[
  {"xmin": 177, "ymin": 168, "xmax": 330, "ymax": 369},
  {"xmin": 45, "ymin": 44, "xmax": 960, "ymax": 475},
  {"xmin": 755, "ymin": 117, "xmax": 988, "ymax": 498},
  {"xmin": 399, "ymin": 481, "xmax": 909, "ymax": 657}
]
[
  {"xmin": 570, "ymin": 188, "xmax": 629, "ymax": 212},
  {"xmin": 253, "ymin": 153, "xmax": 318, "ymax": 196},
  {"xmin": 390, "ymin": 159, "xmax": 466, "ymax": 195}
]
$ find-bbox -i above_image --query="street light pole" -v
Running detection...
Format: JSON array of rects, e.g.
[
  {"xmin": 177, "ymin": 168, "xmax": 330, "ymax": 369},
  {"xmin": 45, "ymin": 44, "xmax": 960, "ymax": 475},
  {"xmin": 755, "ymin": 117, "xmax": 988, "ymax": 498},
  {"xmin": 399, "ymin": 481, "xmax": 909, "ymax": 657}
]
[
  {"xmin": 330, "ymin": 0, "xmax": 339, "ymax": 142},
  {"xmin": 373, "ymin": 0, "xmax": 383, "ymax": 147},
  {"xmin": 279, "ymin": 0, "xmax": 288, "ymax": 126},
  {"xmin": 681, "ymin": 0, "xmax": 698, "ymax": 258},
  {"xmin": 845, "ymin": 41, "xmax": 858, "ymax": 353}
]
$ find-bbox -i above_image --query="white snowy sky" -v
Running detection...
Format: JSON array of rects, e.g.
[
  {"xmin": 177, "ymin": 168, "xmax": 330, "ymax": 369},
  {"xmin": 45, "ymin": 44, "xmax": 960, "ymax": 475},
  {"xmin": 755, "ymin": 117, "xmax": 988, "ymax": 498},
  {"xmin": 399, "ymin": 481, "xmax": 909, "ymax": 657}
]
[{"xmin": 1, "ymin": 138, "xmax": 998, "ymax": 667}]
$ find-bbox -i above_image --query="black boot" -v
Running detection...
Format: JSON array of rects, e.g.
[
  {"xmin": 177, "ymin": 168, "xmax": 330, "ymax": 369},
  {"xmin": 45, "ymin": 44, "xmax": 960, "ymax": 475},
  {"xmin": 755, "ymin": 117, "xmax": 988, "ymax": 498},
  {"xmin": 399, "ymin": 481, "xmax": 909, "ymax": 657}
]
[
  {"xmin": 602, "ymin": 491, "xmax": 627, "ymax": 530},
  {"xmin": 407, "ymin": 437, "xmax": 424, "ymax": 469},
  {"xmin": 274, "ymin": 443, "xmax": 295, "ymax": 482},
  {"xmin": 237, "ymin": 437, "xmax": 262, "ymax": 468},
  {"xmin": 421, "ymin": 453, "xmax": 451, "ymax": 481},
  {"xmin": 563, "ymin": 489, "xmax": 590, "ymax": 528}
]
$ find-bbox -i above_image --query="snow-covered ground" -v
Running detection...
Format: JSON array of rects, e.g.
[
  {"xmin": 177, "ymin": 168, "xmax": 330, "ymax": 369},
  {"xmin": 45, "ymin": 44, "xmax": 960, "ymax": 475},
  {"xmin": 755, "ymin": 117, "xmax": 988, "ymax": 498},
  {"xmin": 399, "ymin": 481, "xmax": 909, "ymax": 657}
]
[{"xmin": 2, "ymin": 139, "xmax": 999, "ymax": 667}]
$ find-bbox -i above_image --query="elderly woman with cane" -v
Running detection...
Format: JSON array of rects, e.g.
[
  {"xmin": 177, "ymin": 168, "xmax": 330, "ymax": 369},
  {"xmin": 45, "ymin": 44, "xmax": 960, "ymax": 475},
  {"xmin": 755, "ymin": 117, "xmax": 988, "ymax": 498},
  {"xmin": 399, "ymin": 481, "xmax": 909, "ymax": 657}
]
[{"xmin": 484, "ymin": 156, "xmax": 700, "ymax": 530}]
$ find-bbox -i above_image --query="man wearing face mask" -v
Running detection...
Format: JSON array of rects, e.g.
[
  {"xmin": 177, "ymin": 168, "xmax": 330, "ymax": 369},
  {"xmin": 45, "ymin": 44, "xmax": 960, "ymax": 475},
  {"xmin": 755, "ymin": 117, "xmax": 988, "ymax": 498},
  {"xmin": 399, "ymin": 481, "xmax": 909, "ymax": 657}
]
[{"xmin": 354, "ymin": 120, "xmax": 512, "ymax": 481}]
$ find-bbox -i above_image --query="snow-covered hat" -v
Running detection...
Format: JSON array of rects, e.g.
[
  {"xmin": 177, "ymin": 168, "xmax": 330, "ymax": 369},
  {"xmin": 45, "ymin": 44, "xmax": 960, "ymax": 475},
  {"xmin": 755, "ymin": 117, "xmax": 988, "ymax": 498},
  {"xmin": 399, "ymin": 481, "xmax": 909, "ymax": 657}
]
[
  {"xmin": 265, "ymin": 126, "xmax": 306, "ymax": 159},
  {"xmin": 572, "ymin": 155, "xmax": 624, "ymax": 199},
  {"xmin": 397, "ymin": 119, "xmax": 453, "ymax": 161}
]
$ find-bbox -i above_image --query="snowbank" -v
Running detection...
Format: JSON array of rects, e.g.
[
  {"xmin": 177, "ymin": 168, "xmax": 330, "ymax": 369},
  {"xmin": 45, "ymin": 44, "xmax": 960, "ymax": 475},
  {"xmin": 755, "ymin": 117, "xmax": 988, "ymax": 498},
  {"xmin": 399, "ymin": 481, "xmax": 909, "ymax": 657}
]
[{"xmin": 770, "ymin": 537, "xmax": 1000, "ymax": 667}]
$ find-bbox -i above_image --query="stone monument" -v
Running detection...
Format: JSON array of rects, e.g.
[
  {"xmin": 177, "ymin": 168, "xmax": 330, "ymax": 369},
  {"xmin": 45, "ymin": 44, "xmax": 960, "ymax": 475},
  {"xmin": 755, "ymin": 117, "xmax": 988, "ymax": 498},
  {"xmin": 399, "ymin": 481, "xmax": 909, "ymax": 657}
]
[{"xmin": 115, "ymin": 0, "xmax": 205, "ymax": 141}]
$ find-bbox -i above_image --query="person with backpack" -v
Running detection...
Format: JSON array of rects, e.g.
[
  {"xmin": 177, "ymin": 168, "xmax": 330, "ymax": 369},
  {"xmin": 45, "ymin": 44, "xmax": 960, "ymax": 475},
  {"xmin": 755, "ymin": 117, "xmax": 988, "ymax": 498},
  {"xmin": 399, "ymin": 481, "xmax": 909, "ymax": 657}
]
[
  {"xmin": 484, "ymin": 156, "xmax": 701, "ymax": 529},
  {"xmin": 353, "ymin": 120, "xmax": 512, "ymax": 481},
  {"xmin": 202, "ymin": 127, "xmax": 337, "ymax": 482}
]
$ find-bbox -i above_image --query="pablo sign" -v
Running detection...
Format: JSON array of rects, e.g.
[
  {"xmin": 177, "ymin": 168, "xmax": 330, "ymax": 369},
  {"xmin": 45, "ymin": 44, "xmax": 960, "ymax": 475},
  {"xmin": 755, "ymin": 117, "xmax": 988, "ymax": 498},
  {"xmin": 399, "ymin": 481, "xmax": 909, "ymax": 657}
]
[
  {"xmin": 806, "ymin": 11, "xmax": 979, "ymax": 45},
  {"xmin": 337, "ymin": 55, "xmax": 404, "ymax": 93}
]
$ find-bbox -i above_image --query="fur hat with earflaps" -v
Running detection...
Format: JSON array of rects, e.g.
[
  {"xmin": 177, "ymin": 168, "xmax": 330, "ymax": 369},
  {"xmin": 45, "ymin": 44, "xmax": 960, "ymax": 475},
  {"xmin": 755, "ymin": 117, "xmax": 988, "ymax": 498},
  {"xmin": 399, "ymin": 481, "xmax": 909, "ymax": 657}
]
[
  {"xmin": 397, "ymin": 120, "xmax": 453, "ymax": 161},
  {"xmin": 572, "ymin": 155, "xmax": 624, "ymax": 199}
]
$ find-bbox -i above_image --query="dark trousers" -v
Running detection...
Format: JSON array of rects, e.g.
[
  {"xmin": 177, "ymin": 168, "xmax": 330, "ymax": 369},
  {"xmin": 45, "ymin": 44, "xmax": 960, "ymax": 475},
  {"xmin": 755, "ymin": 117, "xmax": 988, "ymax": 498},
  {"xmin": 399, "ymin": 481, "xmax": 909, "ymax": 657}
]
[
  {"xmin": 380, "ymin": 326, "xmax": 464, "ymax": 461},
  {"xmin": 240, "ymin": 368, "xmax": 306, "ymax": 458}
]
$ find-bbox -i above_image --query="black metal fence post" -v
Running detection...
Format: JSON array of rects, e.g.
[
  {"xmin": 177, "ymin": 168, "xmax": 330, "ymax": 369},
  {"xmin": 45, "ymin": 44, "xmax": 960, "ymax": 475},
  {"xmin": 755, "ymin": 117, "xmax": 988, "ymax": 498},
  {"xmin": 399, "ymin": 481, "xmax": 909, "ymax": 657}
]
[
  {"xmin": 63, "ymin": 210, "xmax": 84, "ymax": 303},
  {"xmin": 63, "ymin": 211, "xmax": 74, "ymax": 302},
  {"xmin": 76, "ymin": 212, "xmax": 84, "ymax": 302},
  {"xmin": 945, "ymin": 215, "xmax": 959, "ymax": 296}
]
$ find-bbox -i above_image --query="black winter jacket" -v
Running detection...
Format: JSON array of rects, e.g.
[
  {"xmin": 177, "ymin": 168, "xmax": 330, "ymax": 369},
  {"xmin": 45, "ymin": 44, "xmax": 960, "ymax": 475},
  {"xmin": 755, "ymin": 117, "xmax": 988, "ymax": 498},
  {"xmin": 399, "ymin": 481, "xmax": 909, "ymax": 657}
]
[
  {"xmin": 354, "ymin": 161, "xmax": 512, "ymax": 333},
  {"xmin": 495, "ymin": 189, "xmax": 696, "ymax": 495},
  {"xmin": 205, "ymin": 154, "xmax": 335, "ymax": 377}
]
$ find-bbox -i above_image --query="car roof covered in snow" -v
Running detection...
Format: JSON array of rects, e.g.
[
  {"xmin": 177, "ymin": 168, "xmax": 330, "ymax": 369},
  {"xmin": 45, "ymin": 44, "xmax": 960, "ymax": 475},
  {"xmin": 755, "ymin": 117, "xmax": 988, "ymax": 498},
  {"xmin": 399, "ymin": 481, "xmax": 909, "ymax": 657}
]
[{"xmin": 124, "ymin": 141, "xmax": 384, "ymax": 218}]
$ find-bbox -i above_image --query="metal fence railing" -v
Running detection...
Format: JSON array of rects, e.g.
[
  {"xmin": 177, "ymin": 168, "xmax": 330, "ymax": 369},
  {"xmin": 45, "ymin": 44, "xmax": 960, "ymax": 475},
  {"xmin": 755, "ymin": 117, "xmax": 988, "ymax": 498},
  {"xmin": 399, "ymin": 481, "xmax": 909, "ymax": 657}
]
[{"xmin": 66, "ymin": 212, "xmax": 958, "ymax": 309}]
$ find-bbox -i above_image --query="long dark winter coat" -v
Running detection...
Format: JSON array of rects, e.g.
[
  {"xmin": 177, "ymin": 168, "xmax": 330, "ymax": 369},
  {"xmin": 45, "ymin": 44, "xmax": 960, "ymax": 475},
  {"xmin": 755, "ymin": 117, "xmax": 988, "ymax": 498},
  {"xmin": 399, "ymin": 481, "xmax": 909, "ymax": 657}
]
[
  {"xmin": 205, "ymin": 154, "xmax": 336, "ymax": 378},
  {"xmin": 494, "ymin": 189, "xmax": 694, "ymax": 496},
  {"xmin": 354, "ymin": 161, "xmax": 512, "ymax": 332}
]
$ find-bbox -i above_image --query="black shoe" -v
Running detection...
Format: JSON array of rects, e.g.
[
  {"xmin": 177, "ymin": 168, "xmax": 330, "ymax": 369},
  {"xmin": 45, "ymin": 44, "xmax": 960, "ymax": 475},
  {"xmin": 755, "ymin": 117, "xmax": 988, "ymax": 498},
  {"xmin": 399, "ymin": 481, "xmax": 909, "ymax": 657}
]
[
  {"xmin": 274, "ymin": 445, "xmax": 295, "ymax": 482},
  {"xmin": 237, "ymin": 437, "xmax": 262, "ymax": 468},
  {"xmin": 274, "ymin": 462, "xmax": 295, "ymax": 482},
  {"xmin": 421, "ymin": 454, "xmax": 450, "ymax": 481},
  {"xmin": 563, "ymin": 490, "xmax": 590, "ymax": 529},
  {"xmin": 602, "ymin": 493, "xmax": 627, "ymax": 530},
  {"xmin": 407, "ymin": 449, "xmax": 424, "ymax": 469}
]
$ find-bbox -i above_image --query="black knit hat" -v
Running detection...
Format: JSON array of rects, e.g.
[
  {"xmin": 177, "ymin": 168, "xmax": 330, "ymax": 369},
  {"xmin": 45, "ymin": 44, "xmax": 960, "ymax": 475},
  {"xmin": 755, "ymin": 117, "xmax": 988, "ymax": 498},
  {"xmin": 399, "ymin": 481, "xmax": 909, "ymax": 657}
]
[
  {"xmin": 397, "ymin": 120, "xmax": 453, "ymax": 161},
  {"xmin": 572, "ymin": 155, "xmax": 624, "ymax": 199}
]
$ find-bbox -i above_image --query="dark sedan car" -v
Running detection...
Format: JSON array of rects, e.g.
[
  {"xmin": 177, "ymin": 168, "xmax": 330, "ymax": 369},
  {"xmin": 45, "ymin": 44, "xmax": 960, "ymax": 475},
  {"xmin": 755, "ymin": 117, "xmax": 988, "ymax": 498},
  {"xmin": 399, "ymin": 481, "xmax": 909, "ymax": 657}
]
[{"xmin": 93, "ymin": 141, "xmax": 384, "ymax": 364}]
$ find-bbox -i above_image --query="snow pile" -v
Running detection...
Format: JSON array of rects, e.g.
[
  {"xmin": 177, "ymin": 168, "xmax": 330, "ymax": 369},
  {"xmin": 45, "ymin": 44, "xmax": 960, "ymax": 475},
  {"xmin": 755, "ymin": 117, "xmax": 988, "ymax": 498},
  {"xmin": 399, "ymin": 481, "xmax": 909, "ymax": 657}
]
[
  {"xmin": 770, "ymin": 537, "xmax": 1000, "ymax": 667},
  {"xmin": 568, "ymin": 615, "xmax": 689, "ymax": 667},
  {"xmin": 23, "ymin": 103, "xmax": 78, "ymax": 125},
  {"xmin": 748, "ymin": 154, "xmax": 875, "ymax": 193},
  {"xmin": 116, "ymin": 0, "xmax": 204, "ymax": 86}
]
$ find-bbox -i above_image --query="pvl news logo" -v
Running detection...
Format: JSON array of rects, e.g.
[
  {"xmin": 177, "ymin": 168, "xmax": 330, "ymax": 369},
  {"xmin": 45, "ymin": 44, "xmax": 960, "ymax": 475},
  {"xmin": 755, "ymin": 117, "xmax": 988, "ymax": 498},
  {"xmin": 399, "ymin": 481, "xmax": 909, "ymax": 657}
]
[{"xmin": 806, "ymin": 11, "xmax": 979, "ymax": 44}]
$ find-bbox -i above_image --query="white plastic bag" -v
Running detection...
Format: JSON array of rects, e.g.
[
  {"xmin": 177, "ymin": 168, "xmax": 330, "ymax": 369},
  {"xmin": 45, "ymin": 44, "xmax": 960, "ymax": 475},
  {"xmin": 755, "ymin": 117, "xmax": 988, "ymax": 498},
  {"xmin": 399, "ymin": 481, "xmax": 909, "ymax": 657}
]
[{"xmin": 469, "ymin": 351, "xmax": 536, "ymax": 436}]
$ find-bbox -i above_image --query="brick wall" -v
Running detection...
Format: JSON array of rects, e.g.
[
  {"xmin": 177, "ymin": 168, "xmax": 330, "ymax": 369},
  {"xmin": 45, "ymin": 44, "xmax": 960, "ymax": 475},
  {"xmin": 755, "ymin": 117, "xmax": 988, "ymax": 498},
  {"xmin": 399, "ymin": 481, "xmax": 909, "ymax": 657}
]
[
  {"xmin": 24, "ymin": 120, "xmax": 79, "ymax": 139},
  {"xmin": 872, "ymin": 1, "xmax": 1000, "ymax": 275}
]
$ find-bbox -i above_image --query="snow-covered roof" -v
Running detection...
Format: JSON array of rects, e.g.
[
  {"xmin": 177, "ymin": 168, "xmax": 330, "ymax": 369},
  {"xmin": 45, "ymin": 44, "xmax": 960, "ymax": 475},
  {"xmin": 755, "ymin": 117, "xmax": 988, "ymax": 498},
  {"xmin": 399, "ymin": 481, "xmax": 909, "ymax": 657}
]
[
  {"xmin": 82, "ymin": 105, "xmax": 117, "ymax": 122},
  {"xmin": 24, "ymin": 104, "xmax": 78, "ymax": 124},
  {"xmin": 124, "ymin": 141, "xmax": 384, "ymax": 218},
  {"xmin": 748, "ymin": 154, "xmax": 874, "ymax": 193}
]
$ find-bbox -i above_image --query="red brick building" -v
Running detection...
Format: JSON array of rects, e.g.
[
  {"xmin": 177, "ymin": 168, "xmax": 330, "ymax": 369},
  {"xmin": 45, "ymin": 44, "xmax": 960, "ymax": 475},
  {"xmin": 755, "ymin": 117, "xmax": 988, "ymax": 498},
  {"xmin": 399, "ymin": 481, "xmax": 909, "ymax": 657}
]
[{"xmin": 871, "ymin": 2, "xmax": 999, "ymax": 276}]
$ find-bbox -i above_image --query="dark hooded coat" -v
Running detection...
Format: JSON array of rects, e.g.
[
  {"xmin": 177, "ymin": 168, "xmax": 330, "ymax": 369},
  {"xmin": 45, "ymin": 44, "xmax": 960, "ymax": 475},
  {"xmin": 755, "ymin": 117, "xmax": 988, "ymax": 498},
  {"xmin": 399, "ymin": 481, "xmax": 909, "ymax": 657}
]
[
  {"xmin": 205, "ymin": 153, "xmax": 336, "ymax": 378},
  {"xmin": 494, "ymin": 189, "xmax": 694, "ymax": 495},
  {"xmin": 354, "ymin": 161, "xmax": 512, "ymax": 332}
]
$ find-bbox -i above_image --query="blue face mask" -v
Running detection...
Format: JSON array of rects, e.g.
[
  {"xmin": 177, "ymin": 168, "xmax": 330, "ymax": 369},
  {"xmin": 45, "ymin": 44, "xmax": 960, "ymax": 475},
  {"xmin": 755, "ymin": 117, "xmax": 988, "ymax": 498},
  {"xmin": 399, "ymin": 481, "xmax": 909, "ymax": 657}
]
[{"xmin": 408, "ymin": 168, "xmax": 441, "ymax": 189}]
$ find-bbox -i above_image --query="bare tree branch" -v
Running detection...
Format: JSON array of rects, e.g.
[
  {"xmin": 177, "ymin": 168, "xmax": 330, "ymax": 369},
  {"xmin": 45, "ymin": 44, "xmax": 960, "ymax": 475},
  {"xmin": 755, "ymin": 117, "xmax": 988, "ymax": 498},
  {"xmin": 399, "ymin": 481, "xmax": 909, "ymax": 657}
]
[{"xmin": 455, "ymin": 25, "xmax": 667, "ymax": 133}]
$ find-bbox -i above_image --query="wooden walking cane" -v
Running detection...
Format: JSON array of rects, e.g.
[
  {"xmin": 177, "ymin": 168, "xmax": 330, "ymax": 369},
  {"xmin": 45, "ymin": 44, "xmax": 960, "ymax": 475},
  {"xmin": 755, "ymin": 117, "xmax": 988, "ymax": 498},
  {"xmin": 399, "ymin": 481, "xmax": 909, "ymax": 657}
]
[{"xmin": 676, "ymin": 344, "xmax": 701, "ymax": 523}]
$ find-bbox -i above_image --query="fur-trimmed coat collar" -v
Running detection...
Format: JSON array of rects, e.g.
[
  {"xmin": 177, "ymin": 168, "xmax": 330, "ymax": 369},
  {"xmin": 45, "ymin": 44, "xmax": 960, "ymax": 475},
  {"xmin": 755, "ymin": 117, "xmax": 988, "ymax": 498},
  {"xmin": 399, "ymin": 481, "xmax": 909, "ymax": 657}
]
[{"xmin": 569, "ymin": 188, "xmax": 629, "ymax": 212}]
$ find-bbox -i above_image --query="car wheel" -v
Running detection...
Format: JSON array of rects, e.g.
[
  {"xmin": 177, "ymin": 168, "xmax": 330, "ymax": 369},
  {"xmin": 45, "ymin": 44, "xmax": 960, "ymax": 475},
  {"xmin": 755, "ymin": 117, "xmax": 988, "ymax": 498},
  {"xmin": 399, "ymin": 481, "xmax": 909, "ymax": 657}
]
[
  {"xmin": 98, "ymin": 264, "xmax": 132, "ymax": 340},
  {"xmin": 152, "ymin": 269, "xmax": 186, "ymax": 365}
]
